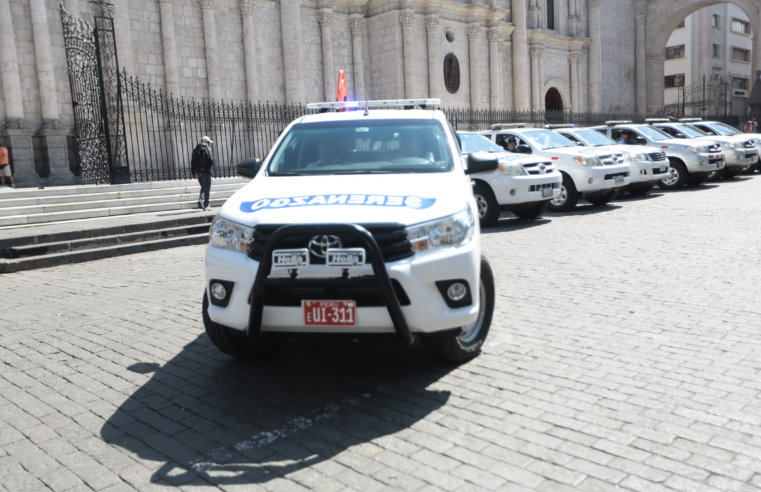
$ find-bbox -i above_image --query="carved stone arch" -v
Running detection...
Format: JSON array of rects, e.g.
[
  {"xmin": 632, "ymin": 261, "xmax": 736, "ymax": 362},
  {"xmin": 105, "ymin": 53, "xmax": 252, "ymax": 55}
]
[{"xmin": 543, "ymin": 78, "xmax": 571, "ymax": 111}]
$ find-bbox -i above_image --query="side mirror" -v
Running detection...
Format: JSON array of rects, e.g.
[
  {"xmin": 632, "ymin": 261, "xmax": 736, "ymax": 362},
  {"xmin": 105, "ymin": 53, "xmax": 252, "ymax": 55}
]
[
  {"xmin": 676, "ymin": 134, "xmax": 687, "ymax": 139},
  {"xmin": 465, "ymin": 152, "xmax": 499, "ymax": 175},
  {"xmin": 635, "ymin": 137, "xmax": 647, "ymax": 145},
  {"xmin": 515, "ymin": 145, "xmax": 532, "ymax": 154},
  {"xmin": 236, "ymin": 158, "xmax": 261, "ymax": 179},
  {"xmin": 575, "ymin": 141, "xmax": 585, "ymax": 146}
]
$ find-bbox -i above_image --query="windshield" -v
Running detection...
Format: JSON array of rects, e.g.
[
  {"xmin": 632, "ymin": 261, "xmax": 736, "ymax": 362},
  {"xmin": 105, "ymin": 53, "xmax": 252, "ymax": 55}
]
[
  {"xmin": 636, "ymin": 126, "xmax": 671, "ymax": 141},
  {"xmin": 575, "ymin": 130, "xmax": 616, "ymax": 147},
  {"xmin": 712, "ymin": 122, "xmax": 743, "ymax": 136},
  {"xmin": 458, "ymin": 132, "xmax": 505, "ymax": 153},
  {"xmin": 266, "ymin": 119, "xmax": 454, "ymax": 175},
  {"xmin": 523, "ymin": 130, "xmax": 576, "ymax": 150},
  {"xmin": 675, "ymin": 124, "xmax": 708, "ymax": 138}
]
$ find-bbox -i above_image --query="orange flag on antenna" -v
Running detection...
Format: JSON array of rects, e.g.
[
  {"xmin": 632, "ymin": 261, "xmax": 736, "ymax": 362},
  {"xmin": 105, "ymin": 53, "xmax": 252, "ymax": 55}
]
[{"xmin": 337, "ymin": 70, "xmax": 348, "ymax": 103}]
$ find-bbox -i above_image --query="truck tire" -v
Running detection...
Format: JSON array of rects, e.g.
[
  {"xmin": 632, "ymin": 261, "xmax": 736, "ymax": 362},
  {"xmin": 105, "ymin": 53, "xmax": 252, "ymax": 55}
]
[
  {"xmin": 473, "ymin": 182, "xmax": 501, "ymax": 228},
  {"xmin": 421, "ymin": 256, "xmax": 494, "ymax": 364},
  {"xmin": 548, "ymin": 173, "xmax": 580, "ymax": 212},
  {"xmin": 628, "ymin": 183, "xmax": 654, "ymax": 196},
  {"xmin": 707, "ymin": 168, "xmax": 725, "ymax": 181},
  {"xmin": 203, "ymin": 292, "xmax": 288, "ymax": 359},
  {"xmin": 513, "ymin": 201, "xmax": 548, "ymax": 220},
  {"xmin": 586, "ymin": 189, "xmax": 618, "ymax": 206},
  {"xmin": 659, "ymin": 160, "xmax": 688, "ymax": 190}
]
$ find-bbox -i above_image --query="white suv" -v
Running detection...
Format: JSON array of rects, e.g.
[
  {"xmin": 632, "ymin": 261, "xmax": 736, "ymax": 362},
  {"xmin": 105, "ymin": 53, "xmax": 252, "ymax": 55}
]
[
  {"xmin": 204, "ymin": 100, "xmax": 496, "ymax": 363},
  {"xmin": 591, "ymin": 120, "xmax": 724, "ymax": 189},
  {"xmin": 554, "ymin": 126, "xmax": 669, "ymax": 196},
  {"xmin": 686, "ymin": 120, "xmax": 760, "ymax": 175},
  {"xmin": 479, "ymin": 124, "xmax": 630, "ymax": 211},
  {"xmin": 457, "ymin": 132, "xmax": 561, "ymax": 226}
]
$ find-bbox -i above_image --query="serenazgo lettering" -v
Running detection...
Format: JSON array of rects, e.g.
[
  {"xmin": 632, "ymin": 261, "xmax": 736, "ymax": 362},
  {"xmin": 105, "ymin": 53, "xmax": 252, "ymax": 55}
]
[{"xmin": 240, "ymin": 195, "xmax": 437, "ymax": 213}]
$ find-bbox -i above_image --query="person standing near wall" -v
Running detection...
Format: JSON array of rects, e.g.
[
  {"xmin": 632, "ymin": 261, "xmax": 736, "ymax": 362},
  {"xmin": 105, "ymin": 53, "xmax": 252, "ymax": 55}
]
[
  {"xmin": 0, "ymin": 145, "xmax": 14, "ymax": 188},
  {"xmin": 191, "ymin": 136, "xmax": 214, "ymax": 211}
]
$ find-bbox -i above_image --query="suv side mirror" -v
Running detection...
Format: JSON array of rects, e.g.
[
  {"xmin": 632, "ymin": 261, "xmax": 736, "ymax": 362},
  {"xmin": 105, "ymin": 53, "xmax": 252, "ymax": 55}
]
[
  {"xmin": 635, "ymin": 137, "xmax": 647, "ymax": 145},
  {"xmin": 465, "ymin": 152, "xmax": 499, "ymax": 175},
  {"xmin": 236, "ymin": 158, "xmax": 261, "ymax": 179},
  {"xmin": 675, "ymin": 133, "xmax": 687, "ymax": 139},
  {"xmin": 515, "ymin": 145, "xmax": 532, "ymax": 154}
]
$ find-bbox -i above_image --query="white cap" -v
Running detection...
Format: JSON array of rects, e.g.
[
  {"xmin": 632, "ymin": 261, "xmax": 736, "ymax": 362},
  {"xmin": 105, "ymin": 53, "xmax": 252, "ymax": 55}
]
[{"xmin": 201, "ymin": 136, "xmax": 214, "ymax": 144}]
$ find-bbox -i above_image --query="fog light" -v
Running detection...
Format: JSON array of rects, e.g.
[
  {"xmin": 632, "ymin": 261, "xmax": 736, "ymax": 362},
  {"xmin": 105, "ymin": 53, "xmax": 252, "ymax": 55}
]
[
  {"xmin": 588, "ymin": 178, "xmax": 594, "ymax": 184},
  {"xmin": 211, "ymin": 283, "xmax": 227, "ymax": 300},
  {"xmin": 510, "ymin": 189, "xmax": 516, "ymax": 196},
  {"xmin": 700, "ymin": 160, "xmax": 707, "ymax": 167},
  {"xmin": 640, "ymin": 169, "xmax": 645, "ymax": 175},
  {"xmin": 447, "ymin": 283, "xmax": 467, "ymax": 301}
]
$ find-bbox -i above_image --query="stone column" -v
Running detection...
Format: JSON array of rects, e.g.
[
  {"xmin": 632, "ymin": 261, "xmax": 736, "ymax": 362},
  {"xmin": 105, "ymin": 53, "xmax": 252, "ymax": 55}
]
[
  {"xmin": 280, "ymin": 0, "xmax": 306, "ymax": 103},
  {"xmin": 318, "ymin": 8, "xmax": 336, "ymax": 101},
  {"xmin": 511, "ymin": 0, "xmax": 530, "ymax": 110},
  {"xmin": 538, "ymin": 48, "xmax": 545, "ymax": 110},
  {"xmin": 568, "ymin": 0, "xmax": 580, "ymax": 36},
  {"xmin": 634, "ymin": 1, "xmax": 647, "ymax": 113},
  {"xmin": 698, "ymin": 9, "xmax": 709, "ymax": 82},
  {"xmin": 467, "ymin": 24, "xmax": 482, "ymax": 109},
  {"xmin": 30, "ymin": 0, "xmax": 59, "ymax": 128},
  {"xmin": 646, "ymin": 56, "xmax": 665, "ymax": 113},
  {"xmin": 200, "ymin": 0, "xmax": 221, "ymax": 101},
  {"xmin": 240, "ymin": 0, "xmax": 260, "ymax": 103},
  {"xmin": 502, "ymin": 40, "xmax": 513, "ymax": 109},
  {"xmin": 113, "ymin": 0, "xmax": 135, "ymax": 75},
  {"xmin": 350, "ymin": 15, "xmax": 365, "ymax": 101},
  {"xmin": 0, "ymin": 0, "xmax": 24, "ymax": 127},
  {"xmin": 529, "ymin": 47, "xmax": 543, "ymax": 109},
  {"xmin": 528, "ymin": 0, "xmax": 542, "ymax": 29},
  {"xmin": 587, "ymin": 0, "xmax": 602, "ymax": 112},
  {"xmin": 425, "ymin": 15, "xmax": 440, "ymax": 99},
  {"xmin": 158, "ymin": 0, "xmax": 181, "ymax": 98},
  {"xmin": 400, "ymin": 8, "xmax": 416, "ymax": 98},
  {"xmin": 487, "ymin": 29, "xmax": 501, "ymax": 110},
  {"xmin": 569, "ymin": 52, "xmax": 580, "ymax": 112}
]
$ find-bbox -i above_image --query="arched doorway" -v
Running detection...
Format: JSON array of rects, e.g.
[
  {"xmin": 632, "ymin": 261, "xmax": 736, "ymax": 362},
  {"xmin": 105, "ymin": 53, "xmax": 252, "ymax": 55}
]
[
  {"xmin": 645, "ymin": 0, "xmax": 760, "ymax": 111},
  {"xmin": 545, "ymin": 88, "xmax": 563, "ymax": 111}
]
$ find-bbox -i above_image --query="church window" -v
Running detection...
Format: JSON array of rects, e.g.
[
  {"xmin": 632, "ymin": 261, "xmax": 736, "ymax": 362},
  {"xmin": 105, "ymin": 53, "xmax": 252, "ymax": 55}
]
[{"xmin": 546, "ymin": 0, "xmax": 555, "ymax": 31}]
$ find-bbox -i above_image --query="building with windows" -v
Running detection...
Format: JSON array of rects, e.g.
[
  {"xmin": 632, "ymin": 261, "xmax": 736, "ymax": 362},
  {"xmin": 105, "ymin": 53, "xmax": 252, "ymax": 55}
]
[{"xmin": 664, "ymin": 4, "xmax": 754, "ymax": 105}]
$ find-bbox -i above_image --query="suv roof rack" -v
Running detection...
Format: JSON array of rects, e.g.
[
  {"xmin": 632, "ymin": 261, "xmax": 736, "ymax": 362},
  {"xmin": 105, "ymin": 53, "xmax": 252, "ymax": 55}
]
[
  {"xmin": 306, "ymin": 99, "xmax": 441, "ymax": 110},
  {"xmin": 604, "ymin": 120, "xmax": 632, "ymax": 126},
  {"xmin": 679, "ymin": 118, "xmax": 702, "ymax": 123},
  {"xmin": 645, "ymin": 118, "xmax": 670, "ymax": 124},
  {"xmin": 545, "ymin": 124, "xmax": 575, "ymax": 129},
  {"xmin": 491, "ymin": 123, "xmax": 529, "ymax": 129}
]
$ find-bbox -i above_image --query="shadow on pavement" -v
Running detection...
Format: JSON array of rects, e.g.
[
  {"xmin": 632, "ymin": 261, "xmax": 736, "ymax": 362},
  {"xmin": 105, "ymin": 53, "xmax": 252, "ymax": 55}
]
[
  {"xmin": 614, "ymin": 192, "xmax": 665, "ymax": 202},
  {"xmin": 482, "ymin": 217, "xmax": 552, "ymax": 234},
  {"xmin": 717, "ymin": 177, "xmax": 754, "ymax": 184},
  {"xmin": 659, "ymin": 184, "xmax": 719, "ymax": 193},
  {"xmin": 102, "ymin": 334, "xmax": 452, "ymax": 487},
  {"xmin": 546, "ymin": 203, "xmax": 623, "ymax": 217}
]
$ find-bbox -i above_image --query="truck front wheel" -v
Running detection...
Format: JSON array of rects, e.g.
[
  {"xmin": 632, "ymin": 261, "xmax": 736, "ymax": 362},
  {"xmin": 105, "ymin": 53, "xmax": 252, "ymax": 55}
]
[
  {"xmin": 659, "ymin": 160, "xmax": 688, "ymax": 190},
  {"xmin": 548, "ymin": 173, "xmax": 579, "ymax": 212},
  {"xmin": 422, "ymin": 256, "xmax": 495, "ymax": 364}
]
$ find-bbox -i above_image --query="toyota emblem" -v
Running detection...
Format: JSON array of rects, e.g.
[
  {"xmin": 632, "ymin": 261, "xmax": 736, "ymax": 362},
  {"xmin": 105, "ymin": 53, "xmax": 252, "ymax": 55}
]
[
  {"xmin": 308, "ymin": 235, "xmax": 342, "ymax": 257},
  {"xmin": 539, "ymin": 164, "xmax": 546, "ymax": 174}
]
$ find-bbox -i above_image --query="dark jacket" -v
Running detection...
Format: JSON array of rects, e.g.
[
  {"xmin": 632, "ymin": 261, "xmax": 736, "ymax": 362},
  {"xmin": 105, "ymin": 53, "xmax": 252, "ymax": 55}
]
[{"xmin": 191, "ymin": 143, "xmax": 214, "ymax": 175}]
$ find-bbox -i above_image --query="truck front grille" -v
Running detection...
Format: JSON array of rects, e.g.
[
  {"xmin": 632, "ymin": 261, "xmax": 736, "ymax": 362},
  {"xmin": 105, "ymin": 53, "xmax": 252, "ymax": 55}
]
[
  {"xmin": 648, "ymin": 152, "xmax": 667, "ymax": 161},
  {"xmin": 261, "ymin": 277, "xmax": 411, "ymax": 307}
]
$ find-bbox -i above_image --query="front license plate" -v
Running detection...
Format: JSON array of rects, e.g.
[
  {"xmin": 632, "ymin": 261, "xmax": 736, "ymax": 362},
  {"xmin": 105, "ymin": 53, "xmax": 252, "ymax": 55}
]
[
  {"xmin": 326, "ymin": 248, "xmax": 366, "ymax": 268},
  {"xmin": 303, "ymin": 300, "xmax": 356, "ymax": 326},
  {"xmin": 542, "ymin": 188, "xmax": 554, "ymax": 198},
  {"xmin": 273, "ymin": 249, "xmax": 309, "ymax": 268},
  {"xmin": 660, "ymin": 164, "xmax": 667, "ymax": 172},
  {"xmin": 615, "ymin": 176, "xmax": 625, "ymax": 185}
]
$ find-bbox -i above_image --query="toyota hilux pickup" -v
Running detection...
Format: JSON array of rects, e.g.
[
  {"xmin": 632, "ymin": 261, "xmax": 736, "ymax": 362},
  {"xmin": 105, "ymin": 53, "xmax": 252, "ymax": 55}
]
[
  {"xmin": 457, "ymin": 132, "xmax": 561, "ymax": 226},
  {"xmin": 204, "ymin": 99, "xmax": 497, "ymax": 363},
  {"xmin": 684, "ymin": 119, "xmax": 760, "ymax": 175},
  {"xmin": 592, "ymin": 120, "xmax": 725, "ymax": 189},
  {"xmin": 650, "ymin": 119, "xmax": 755, "ymax": 180},
  {"xmin": 479, "ymin": 124, "xmax": 630, "ymax": 211},
  {"xmin": 554, "ymin": 125, "xmax": 669, "ymax": 196}
]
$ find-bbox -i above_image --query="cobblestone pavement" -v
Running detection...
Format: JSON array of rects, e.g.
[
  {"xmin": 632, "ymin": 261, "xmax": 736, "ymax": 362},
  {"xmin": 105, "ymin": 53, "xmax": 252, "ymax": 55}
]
[{"xmin": 2, "ymin": 176, "xmax": 761, "ymax": 492}]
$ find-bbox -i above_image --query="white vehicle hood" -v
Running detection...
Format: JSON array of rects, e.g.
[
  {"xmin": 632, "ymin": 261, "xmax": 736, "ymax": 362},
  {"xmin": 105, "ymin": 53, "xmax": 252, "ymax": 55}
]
[
  {"xmin": 537, "ymin": 146, "xmax": 621, "ymax": 158},
  {"xmin": 593, "ymin": 145, "xmax": 663, "ymax": 155},
  {"xmin": 218, "ymin": 173, "xmax": 469, "ymax": 227}
]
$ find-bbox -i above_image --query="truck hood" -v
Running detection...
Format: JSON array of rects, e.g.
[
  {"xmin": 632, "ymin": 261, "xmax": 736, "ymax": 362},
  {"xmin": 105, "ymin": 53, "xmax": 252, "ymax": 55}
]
[
  {"xmin": 594, "ymin": 145, "xmax": 663, "ymax": 155},
  {"xmin": 218, "ymin": 173, "xmax": 471, "ymax": 227},
  {"xmin": 542, "ymin": 147, "xmax": 623, "ymax": 158}
]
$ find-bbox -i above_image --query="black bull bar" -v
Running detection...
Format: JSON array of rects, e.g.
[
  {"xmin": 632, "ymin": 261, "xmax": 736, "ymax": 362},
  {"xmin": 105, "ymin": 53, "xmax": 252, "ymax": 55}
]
[{"xmin": 247, "ymin": 224, "xmax": 414, "ymax": 344}]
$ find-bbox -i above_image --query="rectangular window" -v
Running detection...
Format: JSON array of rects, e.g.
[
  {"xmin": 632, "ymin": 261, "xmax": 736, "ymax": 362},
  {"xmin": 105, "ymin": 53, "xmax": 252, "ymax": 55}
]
[
  {"xmin": 712, "ymin": 44, "xmax": 720, "ymax": 58},
  {"xmin": 712, "ymin": 14, "xmax": 720, "ymax": 28},
  {"xmin": 732, "ymin": 47, "xmax": 750, "ymax": 62},
  {"xmin": 732, "ymin": 78, "xmax": 749, "ymax": 90},
  {"xmin": 732, "ymin": 18, "xmax": 750, "ymax": 34},
  {"xmin": 664, "ymin": 74, "xmax": 685, "ymax": 89},
  {"xmin": 665, "ymin": 45, "xmax": 686, "ymax": 60},
  {"xmin": 676, "ymin": 19, "xmax": 686, "ymax": 29},
  {"xmin": 546, "ymin": 0, "xmax": 555, "ymax": 31}
]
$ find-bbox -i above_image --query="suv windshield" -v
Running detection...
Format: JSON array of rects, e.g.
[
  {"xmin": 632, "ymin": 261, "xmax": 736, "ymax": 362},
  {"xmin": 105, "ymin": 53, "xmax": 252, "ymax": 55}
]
[
  {"xmin": 266, "ymin": 119, "xmax": 454, "ymax": 175},
  {"xmin": 636, "ymin": 126, "xmax": 671, "ymax": 141},
  {"xmin": 458, "ymin": 132, "xmax": 505, "ymax": 153},
  {"xmin": 523, "ymin": 130, "xmax": 575, "ymax": 150},
  {"xmin": 712, "ymin": 122, "xmax": 743, "ymax": 136},
  {"xmin": 575, "ymin": 130, "xmax": 615, "ymax": 146},
  {"xmin": 675, "ymin": 124, "xmax": 708, "ymax": 138}
]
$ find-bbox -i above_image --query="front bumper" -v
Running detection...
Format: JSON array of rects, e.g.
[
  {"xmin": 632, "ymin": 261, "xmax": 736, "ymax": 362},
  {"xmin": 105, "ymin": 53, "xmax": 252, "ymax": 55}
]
[
  {"xmin": 571, "ymin": 164, "xmax": 631, "ymax": 193},
  {"xmin": 681, "ymin": 152, "xmax": 725, "ymax": 173},
  {"xmin": 205, "ymin": 225, "xmax": 481, "ymax": 338},
  {"xmin": 486, "ymin": 173, "xmax": 561, "ymax": 206},
  {"xmin": 629, "ymin": 160, "xmax": 670, "ymax": 185},
  {"xmin": 724, "ymin": 149, "xmax": 758, "ymax": 169}
]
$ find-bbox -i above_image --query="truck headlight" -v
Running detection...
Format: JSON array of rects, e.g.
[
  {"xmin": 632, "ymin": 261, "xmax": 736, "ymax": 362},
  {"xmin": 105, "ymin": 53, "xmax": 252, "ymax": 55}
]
[
  {"xmin": 406, "ymin": 205, "xmax": 475, "ymax": 253},
  {"xmin": 725, "ymin": 141, "xmax": 742, "ymax": 150},
  {"xmin": 686, "ymin": 145, "xmax": 708, "ymax": 153},
  {"xmin": 498, "ymin": 163, "xmax": 528, "ymax": 176},
  {"xmin": 626, "ymin": 153, "xmax": 650, "ymax": 162},
  {"xmin": 210, "ymin": 216, "xmax": 255, "ymax": 253},
  {"xmin": 573, "ymin": 156, "xmax": 603, "ymax": 166}
]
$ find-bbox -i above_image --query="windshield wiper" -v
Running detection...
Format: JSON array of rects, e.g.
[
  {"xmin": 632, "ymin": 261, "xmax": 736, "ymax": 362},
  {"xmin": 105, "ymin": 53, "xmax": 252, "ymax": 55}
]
[
  {"xmin": 328, "ymin": 170, "xmax": 393, "ymax": 174},
  {"xmin": 268, "ymin": 171, "xmax": 311, "ymax": 176}
]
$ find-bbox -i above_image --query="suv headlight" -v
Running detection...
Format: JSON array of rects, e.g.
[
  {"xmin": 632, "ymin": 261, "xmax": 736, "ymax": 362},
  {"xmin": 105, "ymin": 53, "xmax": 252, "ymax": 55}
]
[
  {"xmin": 626, "ymin": 152, "xmax": 650, "ymax": 162},
  {"xmin": 686, "ymin": 145, "xmax": 709, "ymax": 153},
  {"xmin": 724, "ymin": 141, "xmax": 742, "ymax": 149},
  {"xmin": 406, "ymin": 205, "xmax": 475, "ymax": 253},
  {"xmin": 573, "ymin": 156, "xmax": 603, "ymax": 166},
  {"xmin": 498, "ymin": 162, "xmax": 528, "ymax": 176},
  {"xmin": 210, "ymin": 216, "xmax": 255, "ymax": 253}
]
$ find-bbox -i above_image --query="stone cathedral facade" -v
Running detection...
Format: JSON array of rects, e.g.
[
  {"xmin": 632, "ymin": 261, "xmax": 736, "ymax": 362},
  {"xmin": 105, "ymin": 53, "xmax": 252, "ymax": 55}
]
[{"xmin": 2, "ymin": 0, "xmax": 760, "ymax": 186}]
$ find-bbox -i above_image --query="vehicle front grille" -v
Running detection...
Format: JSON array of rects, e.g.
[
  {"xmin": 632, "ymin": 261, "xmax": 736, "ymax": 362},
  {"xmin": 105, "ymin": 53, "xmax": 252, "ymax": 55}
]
[
  {"xmin": 261, "ymin": 277, "xmax": 411, "ymax": 307},
  {"xmin": 648, "ymin": 152, "xmax": 667, "ymax": 161},
  {"xmin": 746, "ymin": 152, "xmax": 757, "ymax": 159},
  {"xmin": 652, "ymin": 167, "xmax": 668, "ymax": 175},
  {"xmin": 529, "ymin": 183, "xmax": 560, "ymax": 192},
  {"xmin": 604, "ymin": 172, "xmax": 629, "ymax": 180},
  {"xmin": 249, "ymin": 223, "xmax": 413, "ymax": 264},
  {"xmin": 599, "ymin": 154, "xmax": 625, "ymax": 165},
  {"xmin": 709, "ymin": 157, "xmax": 723, "ymax": 165},
  {"xmin": 522, "ymin": 161, "xmax": 555, "ymax": 175},
  {"xmin": 707, "ymin": 144, "xmax": 721, "ymax": 152}
]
